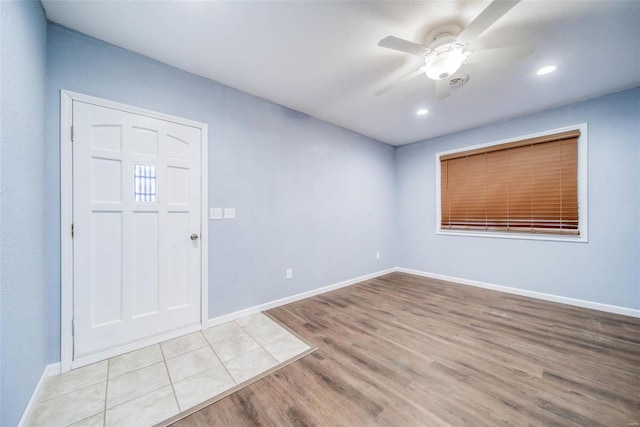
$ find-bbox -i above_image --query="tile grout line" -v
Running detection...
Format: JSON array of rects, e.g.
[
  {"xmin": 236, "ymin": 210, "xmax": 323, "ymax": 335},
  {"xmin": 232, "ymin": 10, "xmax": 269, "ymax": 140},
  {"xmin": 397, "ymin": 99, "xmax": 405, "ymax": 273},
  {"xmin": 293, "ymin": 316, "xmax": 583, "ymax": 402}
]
[
  {"xmin": 205, "ymin": 316, "xmax": 288, "ymax": 382},
  {"xmin": 163, "ymin": 341, "xmax": 209, "ymax": 362},
  {"xmin": 102, "ymin": 362, "xmax": 168, "ymax": 415},
  {"xmin": 159, "ymin": 343, "xmax": 181, "ymax": 412},
  {"xmin": 204, "ymin": 328, "xmax": 239, "ymax": 385},
  {"xmin": 238, "ymin": 314, "xmax": 290, "ymax": 364},
  {"xmin": 35, "ymin": 377, "xmax": 104, "ymax": 405},
  {"xmin": 102, "ymin": 360, "xmax": 110, "ymax": 427},
  {"xmin": 239, "ymin": 323, "xmax": 279, "ymax": 362},
  {"xmin": 161, "ymin": 330, "xmax": 240, "ymax": 397},
  {"xmin": 108, "ymin": 347, "xmax": 169, "ymax": 380}
]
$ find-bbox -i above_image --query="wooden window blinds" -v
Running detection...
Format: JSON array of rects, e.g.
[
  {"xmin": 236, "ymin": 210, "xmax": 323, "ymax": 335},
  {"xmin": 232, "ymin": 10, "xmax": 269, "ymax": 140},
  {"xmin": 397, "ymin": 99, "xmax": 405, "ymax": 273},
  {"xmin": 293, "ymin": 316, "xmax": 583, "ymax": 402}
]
[{"xmin": 440, "ymin": 130, "xmax": 580, "ymax": 235}]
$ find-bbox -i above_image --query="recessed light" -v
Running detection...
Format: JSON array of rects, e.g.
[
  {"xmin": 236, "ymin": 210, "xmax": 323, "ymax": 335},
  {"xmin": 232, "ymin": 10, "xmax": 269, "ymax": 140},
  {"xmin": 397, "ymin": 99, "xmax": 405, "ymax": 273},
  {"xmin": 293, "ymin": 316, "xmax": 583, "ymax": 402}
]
[
  {"xmin": 536, "ymin": 65, "xmax": 556, "ymax": 76},
  {"xmin": 416, "ymin": 109, "xmax": 429, "ymax": 116}
]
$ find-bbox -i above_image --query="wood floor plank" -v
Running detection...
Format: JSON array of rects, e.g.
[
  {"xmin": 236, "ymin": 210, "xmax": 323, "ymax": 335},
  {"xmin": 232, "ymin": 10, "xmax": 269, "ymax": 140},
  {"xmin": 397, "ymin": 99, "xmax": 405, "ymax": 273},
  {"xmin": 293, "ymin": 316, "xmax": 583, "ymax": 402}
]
[{"xmin": 173, "ymin": 272, "xmax": 640, "ymax": 426}]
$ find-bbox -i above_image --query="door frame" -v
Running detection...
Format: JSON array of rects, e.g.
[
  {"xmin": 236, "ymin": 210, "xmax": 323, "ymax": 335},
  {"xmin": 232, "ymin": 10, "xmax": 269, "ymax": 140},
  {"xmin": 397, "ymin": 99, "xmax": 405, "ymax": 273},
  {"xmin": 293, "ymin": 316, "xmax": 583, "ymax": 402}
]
[{"xmin": 60, "ymin": 90, "xmax": 209, "ymax": 372}]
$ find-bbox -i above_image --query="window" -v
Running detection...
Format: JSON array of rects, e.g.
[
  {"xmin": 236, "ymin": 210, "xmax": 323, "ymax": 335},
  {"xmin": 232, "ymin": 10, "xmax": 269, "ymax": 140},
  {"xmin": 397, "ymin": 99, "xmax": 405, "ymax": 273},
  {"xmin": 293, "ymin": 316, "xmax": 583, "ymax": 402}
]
[
  {"xmin": 437, "ymin": 125, "xmax": 587, "ymax": 241},
  {"xmin": 134, "ymin": 164, "xmax": 157, "ymax": 202}
]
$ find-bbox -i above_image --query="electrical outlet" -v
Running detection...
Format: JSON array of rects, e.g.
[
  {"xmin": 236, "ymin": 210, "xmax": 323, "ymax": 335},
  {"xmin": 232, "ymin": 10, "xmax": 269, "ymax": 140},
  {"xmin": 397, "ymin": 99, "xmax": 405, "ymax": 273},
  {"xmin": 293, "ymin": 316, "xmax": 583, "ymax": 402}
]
[
  {"xmin": 209, "ymin": 208, "xmax": 223, "ymax": 220},
  {"xmin": 376, "ymin": 251, "xmax": 381, "ymax": 260},
  {"xmin": 286, "ymin": 268, "xmax": 293, "ymax": 279},
  {"xmin": 224, "ymin": 208, "xmax": 236, "ymax": 219}
]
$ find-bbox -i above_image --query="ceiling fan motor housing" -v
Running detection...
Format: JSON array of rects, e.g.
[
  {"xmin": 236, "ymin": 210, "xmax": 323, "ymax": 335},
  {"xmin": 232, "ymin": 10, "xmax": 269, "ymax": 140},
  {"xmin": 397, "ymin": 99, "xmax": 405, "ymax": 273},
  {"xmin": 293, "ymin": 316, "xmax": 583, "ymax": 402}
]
[{"xmin": 423, "ymin": 33, "xmax": 464, "ymax": 80}]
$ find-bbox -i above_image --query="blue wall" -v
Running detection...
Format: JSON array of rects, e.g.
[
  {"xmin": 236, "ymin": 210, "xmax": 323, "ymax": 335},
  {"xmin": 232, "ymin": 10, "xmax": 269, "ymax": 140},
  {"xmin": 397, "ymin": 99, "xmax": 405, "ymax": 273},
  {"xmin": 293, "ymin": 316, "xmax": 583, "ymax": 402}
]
[
  {"xmin": 45, "ymin": 25, "xmax": 396, "ymax": 363},
  {"xmin": 396, "ymin": 88, "xmax": 640, "ymax": 309},
  {"xmin": 0, "ymin": 1, "xmax": 48, "ymax": 425}
]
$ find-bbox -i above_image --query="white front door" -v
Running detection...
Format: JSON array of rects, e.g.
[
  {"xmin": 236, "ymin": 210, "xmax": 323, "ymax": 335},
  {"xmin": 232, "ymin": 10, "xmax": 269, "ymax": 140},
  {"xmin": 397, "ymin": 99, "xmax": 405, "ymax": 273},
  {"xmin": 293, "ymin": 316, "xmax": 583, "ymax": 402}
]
[{"xmin": 72, "ymin": 100, "xmax": 202, "ymax": 361}]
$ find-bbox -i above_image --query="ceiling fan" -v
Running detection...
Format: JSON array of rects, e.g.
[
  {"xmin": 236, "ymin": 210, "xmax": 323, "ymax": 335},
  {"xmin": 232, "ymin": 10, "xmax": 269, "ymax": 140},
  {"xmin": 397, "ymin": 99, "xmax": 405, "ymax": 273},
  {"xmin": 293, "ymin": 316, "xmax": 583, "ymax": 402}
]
[{"xmin": 377, "ymin": 0, "xmax": 535, "ymax": 100}]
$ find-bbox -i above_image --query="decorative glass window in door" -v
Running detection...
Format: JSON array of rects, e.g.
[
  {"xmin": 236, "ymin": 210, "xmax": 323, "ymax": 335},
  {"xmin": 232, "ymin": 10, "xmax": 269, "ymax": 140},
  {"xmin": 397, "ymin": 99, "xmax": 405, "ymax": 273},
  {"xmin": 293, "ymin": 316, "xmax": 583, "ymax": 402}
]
[{"xmin": 134, "ymin": 164, "xmax": 157, "ymax": 202}]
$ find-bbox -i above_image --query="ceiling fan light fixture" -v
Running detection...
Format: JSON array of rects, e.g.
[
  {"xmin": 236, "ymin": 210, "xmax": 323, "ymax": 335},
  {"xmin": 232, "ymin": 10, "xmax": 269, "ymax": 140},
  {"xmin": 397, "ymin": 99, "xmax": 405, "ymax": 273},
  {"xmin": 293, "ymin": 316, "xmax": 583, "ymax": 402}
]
[
  {"xmin": 424, "ymin": 49, "xmax": 463, "ymax": 80},
  {"xmin": 536, "ymin": 65, "xmax": 557, "ymax": 75}
]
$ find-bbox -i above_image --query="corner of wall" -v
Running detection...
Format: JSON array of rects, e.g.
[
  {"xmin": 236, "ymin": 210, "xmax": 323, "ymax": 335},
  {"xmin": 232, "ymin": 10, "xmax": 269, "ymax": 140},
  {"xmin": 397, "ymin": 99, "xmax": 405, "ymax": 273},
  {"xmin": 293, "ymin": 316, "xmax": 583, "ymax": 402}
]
[{"xmin": 0, "ymin": 1, "xmax": 48, "ymax": 425}]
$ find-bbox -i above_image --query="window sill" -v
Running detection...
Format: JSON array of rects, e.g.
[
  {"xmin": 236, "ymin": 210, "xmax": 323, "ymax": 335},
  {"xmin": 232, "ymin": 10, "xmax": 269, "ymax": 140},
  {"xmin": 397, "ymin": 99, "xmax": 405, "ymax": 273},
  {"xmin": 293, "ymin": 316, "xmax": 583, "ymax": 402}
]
[{"xmin": 436, "ymin": 229, "xmax": 588, "ymax": 243}]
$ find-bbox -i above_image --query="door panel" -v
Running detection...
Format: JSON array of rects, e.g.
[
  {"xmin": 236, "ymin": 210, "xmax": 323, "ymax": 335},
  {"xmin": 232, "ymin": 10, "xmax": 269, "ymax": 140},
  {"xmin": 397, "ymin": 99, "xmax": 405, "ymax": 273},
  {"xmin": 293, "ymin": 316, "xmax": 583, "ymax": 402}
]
[
  {"xmin": 90, "ymin": 211, "xmax": 123, "ymax": 327},
  {"xmin": 73, "ymin": 101, "xmax": 202, "ymax": 360},
  {"xmin": 131, "ymin": 212, "xmax": 159, "ymax": 317}
]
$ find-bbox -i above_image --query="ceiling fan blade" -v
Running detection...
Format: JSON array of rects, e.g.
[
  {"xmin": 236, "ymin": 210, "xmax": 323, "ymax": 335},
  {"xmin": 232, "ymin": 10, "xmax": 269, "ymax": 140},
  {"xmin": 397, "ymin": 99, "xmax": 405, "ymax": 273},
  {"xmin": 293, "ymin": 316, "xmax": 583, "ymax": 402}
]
[
  {"xmin": 378, "ymin": 36, "xmax": 431, "ymax": 56},
  {"xmin": 465, "ymin": 44, "xmax": 535, "ymax": 64},
  {"xmin": 375, "ymin": 65, "xmax": 424, "ymax": 96},
  {"xmin": 456, "ymin": 0, "xmax": 521, "ymax": 46},
  {"xmin": 435, "ymin": 79, "xmax": 450, "ymax": 101}
]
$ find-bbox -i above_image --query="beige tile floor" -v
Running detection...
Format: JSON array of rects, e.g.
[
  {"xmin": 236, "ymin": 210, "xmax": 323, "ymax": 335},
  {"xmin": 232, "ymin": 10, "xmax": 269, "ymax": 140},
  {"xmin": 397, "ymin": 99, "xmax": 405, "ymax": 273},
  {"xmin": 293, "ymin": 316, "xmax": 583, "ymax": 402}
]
[{"xmin": 27, "ymin": 313, "xmax": 311, "ymax": 427}]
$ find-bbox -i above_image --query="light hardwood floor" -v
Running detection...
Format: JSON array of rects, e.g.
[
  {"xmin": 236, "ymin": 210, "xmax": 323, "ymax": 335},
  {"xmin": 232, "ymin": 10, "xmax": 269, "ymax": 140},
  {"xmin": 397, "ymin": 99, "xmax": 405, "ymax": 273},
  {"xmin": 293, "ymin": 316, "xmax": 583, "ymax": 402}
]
[{"xmin": 173, "ymin": 272, "xmax": 640, "ymax": 426}]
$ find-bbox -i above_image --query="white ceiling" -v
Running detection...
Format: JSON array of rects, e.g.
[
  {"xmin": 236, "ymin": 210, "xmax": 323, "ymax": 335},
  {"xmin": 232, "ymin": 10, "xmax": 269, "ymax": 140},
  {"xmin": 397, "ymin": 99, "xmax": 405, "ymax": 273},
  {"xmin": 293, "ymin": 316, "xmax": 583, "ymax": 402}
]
[{"xmin": 42, "ymin": 1, "xmax": 640, "ymax": 146}]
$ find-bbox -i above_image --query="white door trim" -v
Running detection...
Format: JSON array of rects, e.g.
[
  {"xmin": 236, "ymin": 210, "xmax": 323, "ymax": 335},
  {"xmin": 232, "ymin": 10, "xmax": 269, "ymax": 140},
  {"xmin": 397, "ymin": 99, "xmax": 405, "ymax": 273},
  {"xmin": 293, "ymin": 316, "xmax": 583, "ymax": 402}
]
[{"xmin": 60, "ymin": 90, "xmax": 209, "ymax": 372}]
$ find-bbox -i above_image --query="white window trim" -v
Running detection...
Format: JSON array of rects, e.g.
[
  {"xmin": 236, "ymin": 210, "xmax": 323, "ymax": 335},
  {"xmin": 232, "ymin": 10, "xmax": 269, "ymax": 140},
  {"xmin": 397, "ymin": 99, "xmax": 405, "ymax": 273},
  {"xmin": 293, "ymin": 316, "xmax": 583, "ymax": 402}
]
[{"xmin": 435, "ymin": 123, "xmax": 588, "ymax": 243}]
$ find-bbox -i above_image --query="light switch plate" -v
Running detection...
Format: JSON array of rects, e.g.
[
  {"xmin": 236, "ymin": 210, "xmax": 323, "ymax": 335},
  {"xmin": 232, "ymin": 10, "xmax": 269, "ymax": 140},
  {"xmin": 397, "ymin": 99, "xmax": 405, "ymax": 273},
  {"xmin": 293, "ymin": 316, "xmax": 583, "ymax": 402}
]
[
  {"xmin": 224, "ymin": 208, "xmax": 236, "ymax": 219},
  {"xmin": 209, "ymin": 208, "xmax": 223, "ymax": 220}
]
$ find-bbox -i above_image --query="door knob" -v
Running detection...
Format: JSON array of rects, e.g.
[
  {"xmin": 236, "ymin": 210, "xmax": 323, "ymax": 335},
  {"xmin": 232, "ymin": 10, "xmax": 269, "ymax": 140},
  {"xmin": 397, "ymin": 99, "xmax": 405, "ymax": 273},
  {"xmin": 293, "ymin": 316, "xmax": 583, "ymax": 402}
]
[{"xmin": 190, "ymin": 234, "xmax": 199, "ymax": 241}]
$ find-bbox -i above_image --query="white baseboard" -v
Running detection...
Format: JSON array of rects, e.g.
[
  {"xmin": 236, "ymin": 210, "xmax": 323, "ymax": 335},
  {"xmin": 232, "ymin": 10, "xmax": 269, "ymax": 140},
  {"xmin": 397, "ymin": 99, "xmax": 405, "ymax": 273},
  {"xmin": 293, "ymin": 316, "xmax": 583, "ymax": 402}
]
[
  {"xmin": 206, "ymin": 265, "xmax": 639, "ymax": 328},
  {"xmin": 45, "ymin": 362, "xmax": 61, "ymax": 376},
  {"xmin": 396, "ymin": 267, "xmax": 640, "ymax": 318},
  {"xmin": 18, "ymin": 362, "xmax": 61, "ymax": 427},
  {"xmin": 206, "ymin": 268, "xmax": 397, "ymax": 328}
]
